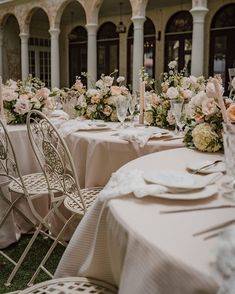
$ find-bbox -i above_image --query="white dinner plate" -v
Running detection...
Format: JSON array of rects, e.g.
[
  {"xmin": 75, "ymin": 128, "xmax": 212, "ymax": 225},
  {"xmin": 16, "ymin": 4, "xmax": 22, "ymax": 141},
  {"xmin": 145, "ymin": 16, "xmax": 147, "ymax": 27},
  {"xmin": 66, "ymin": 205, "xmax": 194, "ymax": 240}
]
[
  {"xmin": 143, "ymin": 171, "xmax": 219, "ymax": 190},
  {"xmin": 142, "ymin": 184, "xmax": 218, "ymax": 200},
  {"xmin": 79, "ymin": 124, "xmax": 111, "ymax": 131},
  {"xmin": 186, "ymin": 159, "xmax": 226, "ymax": 174}
]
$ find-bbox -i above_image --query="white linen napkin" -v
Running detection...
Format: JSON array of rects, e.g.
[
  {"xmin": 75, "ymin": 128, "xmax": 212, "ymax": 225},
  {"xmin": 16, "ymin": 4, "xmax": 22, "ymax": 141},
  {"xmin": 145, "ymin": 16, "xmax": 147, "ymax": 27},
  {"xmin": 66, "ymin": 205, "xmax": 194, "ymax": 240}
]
[
  {"xmin": 99, "ymin": 169, "xmax": 168, "ymax": 201},
  {"xmin": 58, "ymin": 119, "xmax": 90, "ymax": 138},
  {"xmin": 50, "ymin": 110, "xmax": 70, "ymax": 120},
  {"xmin": 118, "ymin": 129, "xmax": 154, "ymax": 148}
]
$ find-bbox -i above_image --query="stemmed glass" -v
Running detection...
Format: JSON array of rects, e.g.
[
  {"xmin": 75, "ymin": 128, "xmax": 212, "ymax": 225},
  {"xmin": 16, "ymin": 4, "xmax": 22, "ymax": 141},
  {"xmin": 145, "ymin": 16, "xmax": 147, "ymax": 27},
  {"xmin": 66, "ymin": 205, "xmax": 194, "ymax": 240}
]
[
  {"xmin": 222, "ymin": 123, "xmax": 235, "ymax": 201},
  {"xmin": 170, "ymin": 99, "xmax": 184, "ymax": 135},
  {"xmin": 116, "ymin": 95, "xmax": 129, "ymax": 128},
  {"xmin": 128, "ymin": 93, "xmax": 137, "ymax": 126}
]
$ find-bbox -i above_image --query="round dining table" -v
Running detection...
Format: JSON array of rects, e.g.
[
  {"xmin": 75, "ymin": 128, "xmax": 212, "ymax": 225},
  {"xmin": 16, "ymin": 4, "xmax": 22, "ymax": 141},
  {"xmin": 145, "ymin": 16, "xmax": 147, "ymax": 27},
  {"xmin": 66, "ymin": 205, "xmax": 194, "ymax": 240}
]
[
  {"xmin": 64, "ymin": 123, "xmax": 184, "ymax": 188},
  {"xmin": 55, "ymin": 147, "xmax": 233, "ymax": 294}
]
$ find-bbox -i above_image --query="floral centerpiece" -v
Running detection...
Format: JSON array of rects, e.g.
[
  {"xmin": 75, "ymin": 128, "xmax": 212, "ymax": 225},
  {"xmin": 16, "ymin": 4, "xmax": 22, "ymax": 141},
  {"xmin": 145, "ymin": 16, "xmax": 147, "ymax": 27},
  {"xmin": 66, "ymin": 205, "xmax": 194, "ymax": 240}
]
[
  {"xmin": 3, "ymin": 75, "xmax": 54, "ymax": 124},
  {"xmin": 69, "ymin": 71, "xmax": 130, "ymax": 122},
  {"xmin": 144, "ymin": 61, "xmax": 205, "ymax": 129},
  {"xmin": 183, "ymin": 76, "xmax": 234, "ymax": 152}
]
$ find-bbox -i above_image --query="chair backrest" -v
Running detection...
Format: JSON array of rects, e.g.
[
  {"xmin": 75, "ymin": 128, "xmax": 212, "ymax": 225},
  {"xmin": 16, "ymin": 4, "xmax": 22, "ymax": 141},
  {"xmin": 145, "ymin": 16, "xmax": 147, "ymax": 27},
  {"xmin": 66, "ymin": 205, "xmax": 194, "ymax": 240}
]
[
  {"xmin": 26, "ymin": 110, "xmax": 87, "ymax": 212},
  {"xmin": 0, "ymin": 119, "xmax": 25, "ymax": 191}
]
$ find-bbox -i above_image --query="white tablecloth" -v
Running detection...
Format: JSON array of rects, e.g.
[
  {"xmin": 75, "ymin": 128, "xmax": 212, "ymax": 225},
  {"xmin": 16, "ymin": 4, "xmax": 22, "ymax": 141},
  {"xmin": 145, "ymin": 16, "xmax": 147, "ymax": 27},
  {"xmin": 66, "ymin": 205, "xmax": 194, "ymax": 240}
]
[
  {"xmin": 0, "ymin": 125, "xmax": 42, "ymax": 248},
  {"xmin": 64, "ymin": 124, "xmax": 184, "ymax": 188},
  {"xmin": 55, "ymin": 148, "xmax": 232, "ymax": 294}
]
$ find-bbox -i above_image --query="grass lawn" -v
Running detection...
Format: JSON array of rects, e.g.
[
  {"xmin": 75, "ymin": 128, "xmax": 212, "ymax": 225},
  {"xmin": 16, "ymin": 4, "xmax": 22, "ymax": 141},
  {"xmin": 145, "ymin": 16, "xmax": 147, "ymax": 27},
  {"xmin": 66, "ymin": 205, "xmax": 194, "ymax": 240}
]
[{"xmin": 0, "ymin": 235, "xmax": 65, "ymax": 293}]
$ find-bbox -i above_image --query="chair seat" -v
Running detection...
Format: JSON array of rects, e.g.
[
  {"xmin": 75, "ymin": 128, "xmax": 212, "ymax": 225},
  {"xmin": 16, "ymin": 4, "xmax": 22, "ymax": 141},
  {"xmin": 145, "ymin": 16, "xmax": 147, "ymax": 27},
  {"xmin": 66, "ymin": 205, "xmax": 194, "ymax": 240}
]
[
  {"xmin": 64, "ymin": 187, "xmax": 103, "ymax": 214},
  {"xmin": 9, "ymin": 173, "xmax": 49, "ymax": 195},
  {"xmin": 19, "ymin": 277, "xmax": 117, "ymax": 294}
]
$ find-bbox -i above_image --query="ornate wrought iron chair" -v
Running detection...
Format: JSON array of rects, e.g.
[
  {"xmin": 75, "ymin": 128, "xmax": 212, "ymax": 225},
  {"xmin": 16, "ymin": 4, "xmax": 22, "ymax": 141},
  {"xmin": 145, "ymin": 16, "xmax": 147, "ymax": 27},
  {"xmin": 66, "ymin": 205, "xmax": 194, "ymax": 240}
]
[
  {"xmin": 0, "ymin": 118, "xmax": 52, "ymax": 285},
  {"xmin": 19, "ymin": 277, "xmax": 117, "ymax": 293},
  {"xmin": 23, "ymin": 110, "xmax": 103, "ymax": 286}
]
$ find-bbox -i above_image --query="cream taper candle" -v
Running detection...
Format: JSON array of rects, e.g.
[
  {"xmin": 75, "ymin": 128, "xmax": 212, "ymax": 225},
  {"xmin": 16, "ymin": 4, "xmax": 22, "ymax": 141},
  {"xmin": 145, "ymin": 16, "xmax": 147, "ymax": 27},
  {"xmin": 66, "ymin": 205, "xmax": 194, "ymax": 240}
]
[
  {"xmin": 213, "ymin": 78, "xmax": 228, "ymax": 123},
  {"xmin": 139, "ymin": 79, "xmax": 145, "ymax": 124},
  {"xmin": 0, "ymin": 76, "xmax": 3, "ymax": 118}
]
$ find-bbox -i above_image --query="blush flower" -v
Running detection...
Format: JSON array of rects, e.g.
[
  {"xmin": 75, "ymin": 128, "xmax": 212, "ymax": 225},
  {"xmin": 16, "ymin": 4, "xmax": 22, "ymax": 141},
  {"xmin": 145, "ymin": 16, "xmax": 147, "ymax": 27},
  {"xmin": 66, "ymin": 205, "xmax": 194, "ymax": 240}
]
[
  {"xmin": 110, "ymin": 86, "xmax": 122, "ymax": 96},
  {"xmin": 14, "ymin": 98, "xmax": 32, "ymax": 114},
  {"xmin": 227, "ymin": 103, "xmax": 235, "ymax": 122},
  {"xmin": 202, "ymin": 98, "xmax": 218, "ymax": 116},
  {"xmin": 166, "ymin": 87, "xmax": 179, "ymax": 99}
]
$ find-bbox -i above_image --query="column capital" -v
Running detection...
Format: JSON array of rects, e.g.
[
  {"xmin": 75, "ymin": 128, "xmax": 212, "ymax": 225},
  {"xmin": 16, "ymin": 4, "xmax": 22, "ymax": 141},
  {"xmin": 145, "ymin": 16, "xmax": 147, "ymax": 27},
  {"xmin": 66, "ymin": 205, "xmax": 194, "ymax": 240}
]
[
  {"xmin": 19, "ymin": 32, "xmax": 29, "ymax": 41},
  {"xmin": 49, "ymin": 28, "xmax": 60, "ymax": 38},
  {"xmin": 86, "ymin": 23, "xmax": 98, "ymax": 35},
  {"xmin": 190, "ymin": 7, "xmax": 208, "ymax": 23},
  {"xmin": 131, "ymin": 16, "xmax": 146, "ymax": 29}
]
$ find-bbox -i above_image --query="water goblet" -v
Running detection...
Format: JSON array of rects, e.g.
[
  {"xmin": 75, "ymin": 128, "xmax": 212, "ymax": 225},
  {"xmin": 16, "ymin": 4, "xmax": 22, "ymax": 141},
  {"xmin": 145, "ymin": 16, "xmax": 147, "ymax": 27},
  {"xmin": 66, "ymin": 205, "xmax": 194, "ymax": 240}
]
[
  {"xmin": 222, "ymin": 123, "xmax": 235, "ymax": 202},
  {"xmin": 116, "ymin": 95, "xmax": 129, "ymax": 128},
  {"xmin": 170, "ymin": 99, "xmax": 184, "ymax": 135},
  {"xmin": 128, "ymin": 93, "xmax": 137, "ymax": 126}
]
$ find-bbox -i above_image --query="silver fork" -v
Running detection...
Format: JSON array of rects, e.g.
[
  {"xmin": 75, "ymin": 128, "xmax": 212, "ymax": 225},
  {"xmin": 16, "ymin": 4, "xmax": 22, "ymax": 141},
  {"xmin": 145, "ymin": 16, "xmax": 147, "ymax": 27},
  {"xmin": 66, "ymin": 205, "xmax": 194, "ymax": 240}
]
[{"xmin": 192, "ymin": 160, "xmax": 223, "ymax": 174}]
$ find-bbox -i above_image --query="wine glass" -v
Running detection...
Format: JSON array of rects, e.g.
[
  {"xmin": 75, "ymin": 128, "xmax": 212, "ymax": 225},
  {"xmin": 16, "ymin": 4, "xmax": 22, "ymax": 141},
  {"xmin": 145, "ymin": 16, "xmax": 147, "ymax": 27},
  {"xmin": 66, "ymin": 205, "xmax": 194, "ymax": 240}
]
[
  {"xmin": 116, "ymin": 95, "xmax": 129, "ymax": 128},
  {"xmin": 170, "ymin": 99, "xmax": 184, "ymax": 135},
  {"xmin": 222, "ymin": 123, "xmax": 235, "ymax": 202},
  {"xmin": 128, "ymin": 93, "xmax": 137, "ymax": 126}
]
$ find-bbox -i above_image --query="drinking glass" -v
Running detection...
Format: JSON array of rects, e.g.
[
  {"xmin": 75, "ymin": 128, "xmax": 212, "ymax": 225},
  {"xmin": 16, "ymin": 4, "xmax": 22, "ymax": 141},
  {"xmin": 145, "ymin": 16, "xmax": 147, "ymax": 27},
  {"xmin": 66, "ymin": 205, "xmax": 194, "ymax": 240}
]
[
  {"xmin": 128, "ymin": 93, "xmax": 137, "ymax": 126},
  {"xmin": 170, "ymin": 99, "xmax": 184, "ymax": 135},
  {"xmin": 222, "ymin": 123, "xmax": 235, "ymax": 201},
  {"xmin": 116, "ymin": 95, "xmax": 129, "ymax": 128}
]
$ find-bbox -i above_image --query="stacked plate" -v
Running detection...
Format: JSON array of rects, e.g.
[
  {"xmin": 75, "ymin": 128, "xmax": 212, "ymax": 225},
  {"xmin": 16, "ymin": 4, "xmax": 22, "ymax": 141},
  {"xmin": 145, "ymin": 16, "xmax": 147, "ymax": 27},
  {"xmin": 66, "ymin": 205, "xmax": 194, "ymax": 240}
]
[{"xmin": 142, "ymin": 171, "xmax": 221, "ymax": 200}]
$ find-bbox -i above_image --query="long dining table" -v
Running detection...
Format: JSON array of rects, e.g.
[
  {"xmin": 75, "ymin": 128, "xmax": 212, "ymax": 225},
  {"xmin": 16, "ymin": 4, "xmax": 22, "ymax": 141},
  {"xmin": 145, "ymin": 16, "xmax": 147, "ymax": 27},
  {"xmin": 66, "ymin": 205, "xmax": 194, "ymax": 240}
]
[{"xmin": 54, "ymin": 147, "xmax": 233, "ymax": 294}]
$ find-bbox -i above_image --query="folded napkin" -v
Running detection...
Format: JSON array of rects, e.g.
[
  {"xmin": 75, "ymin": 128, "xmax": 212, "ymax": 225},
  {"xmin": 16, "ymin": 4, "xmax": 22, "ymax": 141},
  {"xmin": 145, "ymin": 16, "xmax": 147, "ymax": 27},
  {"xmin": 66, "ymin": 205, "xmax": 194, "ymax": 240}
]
[
  {"xmin": 58, "ymin": 120, "xmax": 90, "ymax": 137},
  {"xmin": 118, "ymin": 129, "xmax": 154, "ymax": 148},
  {"xmin": 99, "ymin": 169, "xmax": 167, "ymax": 201},
  {"xmin": 50, "ymin": 110, "xmax": 70, "ymax": 120}
]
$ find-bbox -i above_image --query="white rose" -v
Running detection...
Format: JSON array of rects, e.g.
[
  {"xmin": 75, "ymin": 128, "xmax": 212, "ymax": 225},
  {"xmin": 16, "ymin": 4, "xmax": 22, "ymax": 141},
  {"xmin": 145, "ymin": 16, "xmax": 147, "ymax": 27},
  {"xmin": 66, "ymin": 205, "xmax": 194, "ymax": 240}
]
[
  {"xmin": 103, "ymin": 76, "xmax": 114, "ymax": 86},
  {"xmin": 181, "ymin": 77, "xmax": 191, "ymax": 89},
  {"xmin": 3, "ymin": 87, "xmax": 18, "ymax": 101},
  {"xmin": 95, "ymin": 79, "xmax": 104, "ymax": 89},
  {"xmin": 206, "ymin": 81, "xmax": 224, "ymax": 98},
  {"xmin": 117, "ymin": 76, "xmax": 125, "ymax": 83},
  {"xmin": 14, "ymin": 98, "xmax": 32, "ymax": 114},
  {"xmin": 168, "ymin": 60, "xmax": 177, "ymax": 69},
  {"xmin": 166, "ymin": 87, "xmax": 179, "ymax": 99},
  {"xmin": 182, "ymin": 89, "xmax": 193, "ymax": 100},
  {"xmin": 86, "ymin": 89, "xmax": 99, "ymax": 97},
  {"xmin": 190, "ymin": 91, "xmax": 208, "ymax": 107}
]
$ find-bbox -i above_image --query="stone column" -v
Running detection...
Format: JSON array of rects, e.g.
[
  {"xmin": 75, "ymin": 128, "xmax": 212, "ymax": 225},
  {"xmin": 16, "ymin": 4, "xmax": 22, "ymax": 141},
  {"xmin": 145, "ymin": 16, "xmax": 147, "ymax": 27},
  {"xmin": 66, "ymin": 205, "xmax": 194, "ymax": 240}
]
[
  {"xmin": 190, "ymin": 0, "xmax": 208, "ymax": 76},
  {"xmin": 131, "ymin": 16, "xmax": 145, "ymax": 93},
  {"xmin": 0, "ymin": 29, "xmax": 3, "ymax": 77},
  {"xmin": 49, "ymin": 28, "xmax": 60, "ymax": 89},
  {"xmin": 86, "ymin": 23, "xmax": 98, "ymax": 88},
  {"xmin": 19, "ymin": 32, "xmax": 29, "ymax": 80}
]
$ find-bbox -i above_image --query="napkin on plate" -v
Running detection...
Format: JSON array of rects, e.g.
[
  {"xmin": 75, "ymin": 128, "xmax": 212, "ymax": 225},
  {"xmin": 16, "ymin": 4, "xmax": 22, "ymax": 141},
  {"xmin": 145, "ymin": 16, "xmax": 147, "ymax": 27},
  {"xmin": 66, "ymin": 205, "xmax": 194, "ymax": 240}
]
[
  {"xmin": 99, "ymin": 169, "xmax": 168, "ymax": 201},
  {"xmin": 58, "ymin": 120, "xmax": 90, "ymax": 137},
  {"xmin": 118, "ymin": 129, "xmax": 154, "ymax": 148},
  {"xmin": 50, "ymin": 110, "xmax": 70, "ymax": 120}
]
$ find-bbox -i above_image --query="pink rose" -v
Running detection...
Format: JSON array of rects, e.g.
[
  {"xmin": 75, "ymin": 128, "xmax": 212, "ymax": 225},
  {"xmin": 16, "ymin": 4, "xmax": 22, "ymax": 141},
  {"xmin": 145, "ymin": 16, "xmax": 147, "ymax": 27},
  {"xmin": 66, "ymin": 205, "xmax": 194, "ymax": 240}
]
[
  {"xmin": 202, "ymin": 98, "xmax": 218, "ymax": 116},
  {"xmin": 74, "ymin": 79, "xmax": 84, "ymax": 92},
  {"xmin": 103, "ymin": 76, "xmax": 114, "ymax": 86},
  {"xmin": 227, "ymin": 103, "xmax": 235, "ymax": 122},
  {"xmin": 103, "ymin": 105, "xmax": 112, "ymax": 116},
  {"xmin": 14, "ymin": 98, "xmax": 31, "ymax": 114},
  {"xmin": 110, "ymin": 86, "xmax": 122, "ymax": 96},
  {"xmin": 35, "ymin": 87, "xmax": 50, "ymax": 99},
  {"xmin": 91, "ymin": 93, "xmax": 101, "ymax": 104},
  {"xmin": 152, "ymin": 93, "xmax": 161, "ymax": 105}
]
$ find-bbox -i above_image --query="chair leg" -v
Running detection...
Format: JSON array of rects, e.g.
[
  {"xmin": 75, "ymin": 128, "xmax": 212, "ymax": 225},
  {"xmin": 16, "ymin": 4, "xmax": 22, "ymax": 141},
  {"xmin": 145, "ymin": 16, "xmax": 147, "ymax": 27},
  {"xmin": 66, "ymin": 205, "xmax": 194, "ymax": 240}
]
[
  {"xmin": 5, "ymin": 223, "xmax": 43, "ymax": 286},
  {"xmin": 27, "ymin": 213, "xmax": 77, "ymax": 286},
  {"xmin": 0, "ymin": 191, "xmax": 35, "ymax": 230}
]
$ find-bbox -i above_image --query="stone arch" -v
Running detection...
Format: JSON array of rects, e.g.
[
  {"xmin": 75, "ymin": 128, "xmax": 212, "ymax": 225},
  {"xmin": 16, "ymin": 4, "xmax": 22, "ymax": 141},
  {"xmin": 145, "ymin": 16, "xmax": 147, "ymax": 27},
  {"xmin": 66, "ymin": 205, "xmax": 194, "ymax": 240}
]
[
  {"xmin": 2, "ymin": 13, "xmax": 21, "ymax": 81},
  {"xmin": 25, "ymin": 6, "xmax": 50, "ymax": 31}
]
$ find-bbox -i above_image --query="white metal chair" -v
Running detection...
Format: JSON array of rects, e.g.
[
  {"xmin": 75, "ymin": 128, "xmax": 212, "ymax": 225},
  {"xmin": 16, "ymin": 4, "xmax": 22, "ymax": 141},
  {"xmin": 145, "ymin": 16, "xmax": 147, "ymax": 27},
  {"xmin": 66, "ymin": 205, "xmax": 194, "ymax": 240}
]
[
  {"xmin": 24, "ymin": 110, "xmax": 103, "ymax": 286},
  {"xmin": 0, "ymin": 118, "xmax": 54, "ymax": 285},
  {"xmin": 19, "ymin": 277, "xmax": 117, "ymax": 293}
]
